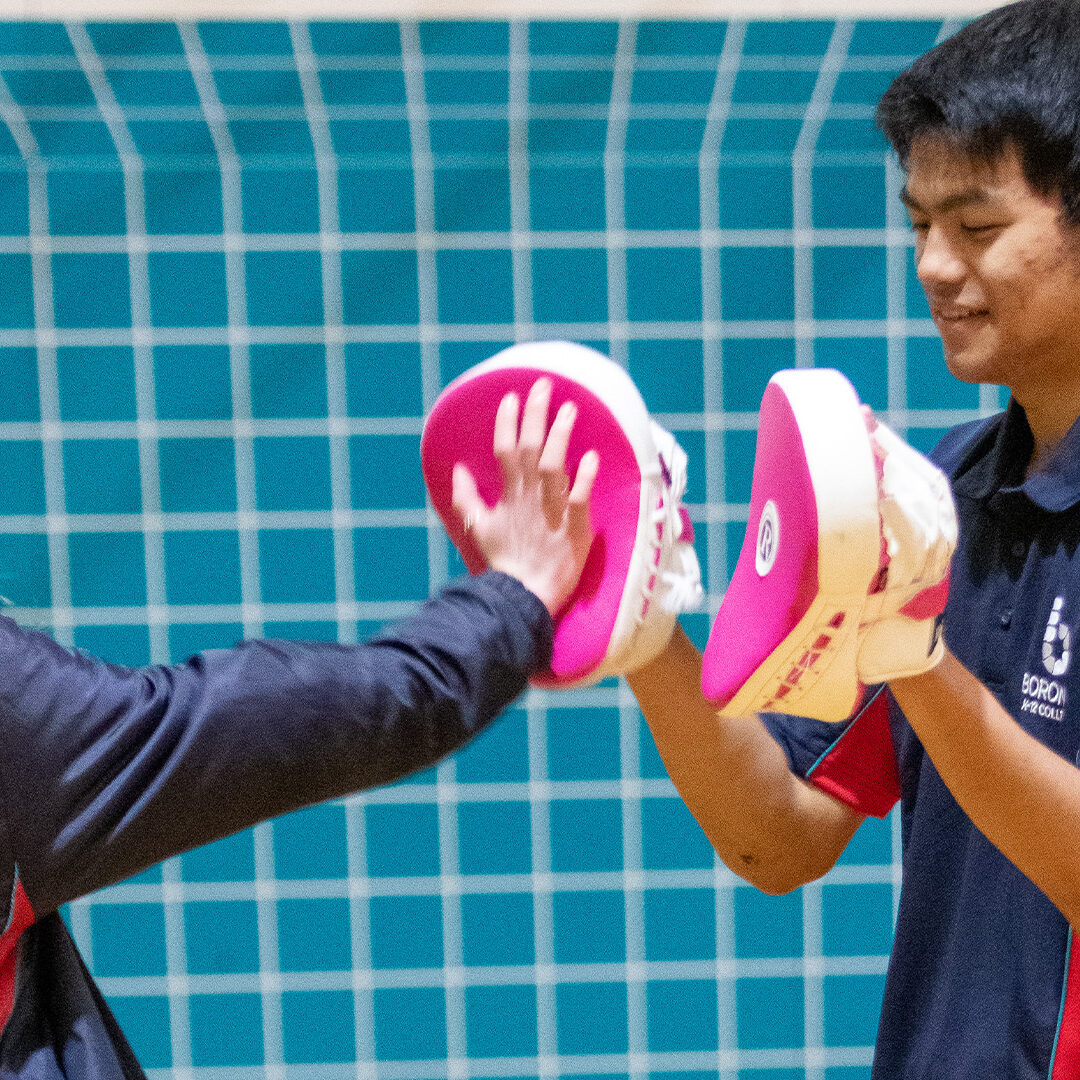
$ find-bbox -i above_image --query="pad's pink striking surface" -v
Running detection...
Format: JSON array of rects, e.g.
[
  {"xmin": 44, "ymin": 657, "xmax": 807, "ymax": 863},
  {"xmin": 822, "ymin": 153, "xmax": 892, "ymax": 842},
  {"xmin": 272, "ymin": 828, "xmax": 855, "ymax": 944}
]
[
  {"xmin": 701, "ymin": 380, "xmax": 820, "ymax": 705},
  {"xmin": 421, "ymin": 367, "xmax": 640, "ymax": 686}
]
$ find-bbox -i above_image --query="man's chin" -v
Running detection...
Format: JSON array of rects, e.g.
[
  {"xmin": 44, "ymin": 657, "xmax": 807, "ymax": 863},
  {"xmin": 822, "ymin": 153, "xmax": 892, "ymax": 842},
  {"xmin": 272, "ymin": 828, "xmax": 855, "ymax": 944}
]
[{"xmin": 941, "ymin": 344, "xmax": 1003, "ymax": 387}]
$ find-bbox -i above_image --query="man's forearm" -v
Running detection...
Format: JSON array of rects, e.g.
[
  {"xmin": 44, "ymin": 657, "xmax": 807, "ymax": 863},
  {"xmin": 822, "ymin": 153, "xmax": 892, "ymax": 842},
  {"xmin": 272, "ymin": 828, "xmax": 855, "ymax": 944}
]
[
  {"xmin": 891, "ymin": 648, "xmax": 1080, "ymax": 927},
  {"xmin": 628, "ymin": 625, "xmax": 863, "ymax": 894}
]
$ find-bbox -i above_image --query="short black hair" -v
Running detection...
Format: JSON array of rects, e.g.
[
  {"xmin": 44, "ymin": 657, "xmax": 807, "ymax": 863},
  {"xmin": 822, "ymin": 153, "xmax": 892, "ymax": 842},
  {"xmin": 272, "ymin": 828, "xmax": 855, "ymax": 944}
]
[{"xmin": 876, "ymin": 0, "xmax": 1080, "ymax": 223}]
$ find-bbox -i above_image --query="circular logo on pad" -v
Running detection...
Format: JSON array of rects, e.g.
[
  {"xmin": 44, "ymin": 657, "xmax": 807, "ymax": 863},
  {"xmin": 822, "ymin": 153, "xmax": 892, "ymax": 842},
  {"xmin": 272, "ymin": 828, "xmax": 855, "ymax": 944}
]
[{"xmin": 756, "ymin": 500, "xmax": 779, "ymax": 576}]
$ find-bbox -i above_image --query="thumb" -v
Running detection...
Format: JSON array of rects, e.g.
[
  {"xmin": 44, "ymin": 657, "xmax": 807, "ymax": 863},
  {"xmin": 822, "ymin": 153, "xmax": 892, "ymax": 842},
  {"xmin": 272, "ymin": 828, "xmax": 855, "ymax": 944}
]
[{"xmin": 451, "ymin": 463, "xmax": 485, "ymax": 531}]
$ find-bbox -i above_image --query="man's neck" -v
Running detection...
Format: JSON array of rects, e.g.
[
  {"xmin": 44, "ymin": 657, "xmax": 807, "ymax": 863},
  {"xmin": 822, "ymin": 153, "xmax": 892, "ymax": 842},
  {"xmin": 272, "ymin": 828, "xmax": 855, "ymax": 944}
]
[{"xmin": 1021, "ymin": 391, "xmax": 1080, "ymax": 479}]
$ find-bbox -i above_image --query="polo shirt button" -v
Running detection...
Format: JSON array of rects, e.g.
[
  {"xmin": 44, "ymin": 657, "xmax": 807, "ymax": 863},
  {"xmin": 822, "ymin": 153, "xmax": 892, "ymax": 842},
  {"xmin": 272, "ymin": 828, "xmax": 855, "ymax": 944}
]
[
  {"xmin": 1000, "ymin": 610, "xmax": 1012, "ymax": 629},
  {"xmin": 1012, "ymin": 540, "xmax": 1026, "ymax": 557}
]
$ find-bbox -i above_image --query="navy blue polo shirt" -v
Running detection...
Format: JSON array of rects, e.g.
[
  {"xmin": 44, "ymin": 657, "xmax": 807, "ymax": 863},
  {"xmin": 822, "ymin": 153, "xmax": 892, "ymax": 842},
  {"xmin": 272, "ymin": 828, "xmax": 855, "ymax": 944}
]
[{"xmin": 766, "ymin": 399, "xmax": 1080, "ymax": 1079}]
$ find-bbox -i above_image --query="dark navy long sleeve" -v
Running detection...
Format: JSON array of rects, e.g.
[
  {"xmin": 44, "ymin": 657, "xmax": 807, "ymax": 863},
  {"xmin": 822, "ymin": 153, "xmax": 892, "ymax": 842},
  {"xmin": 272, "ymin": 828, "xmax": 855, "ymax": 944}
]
[
  {"xmin": 0, "ymin": 571, "xmax": 550, "ymax": 913},
  {"xmin": 0, "ymin": 571, "xmax": 551, "ymax": 1079}
]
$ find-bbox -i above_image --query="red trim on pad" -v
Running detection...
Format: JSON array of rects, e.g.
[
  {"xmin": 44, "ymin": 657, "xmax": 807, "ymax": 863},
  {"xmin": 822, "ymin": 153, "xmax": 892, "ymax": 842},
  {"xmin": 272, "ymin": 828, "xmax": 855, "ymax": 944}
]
[
  {"xmin": 0, "ymin": 881, "xmax": 34, "ymax": 1033},
  {"xmin": 1053, "ymin": 934, "xmax": 1080, "ymax": 1078},
  {"xmin": 808, "ymin": 691, "xmax": 900, "ymax": 818}
]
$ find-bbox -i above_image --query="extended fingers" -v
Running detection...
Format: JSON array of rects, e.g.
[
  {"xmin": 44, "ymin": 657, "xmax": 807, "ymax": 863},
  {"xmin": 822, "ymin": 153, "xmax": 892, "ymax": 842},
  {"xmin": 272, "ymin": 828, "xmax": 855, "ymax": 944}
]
[
  {"xmin": 492, "ymin": 390, "xmax": 520, "ymax": 488},
  {"xmin": 518, "ymin": 378, "xmax": 553, "ymax": 464},
  {"xmin": 538, "ymin": 400, "xmax": 577, "ymax": 512},
  {"xmin": 569, "ymin": 448, "xmax": 599, "ymax": 503},
  {"xmin": 538, "ymin": 400, "xmax": 576, "ymax": 474},
  {"xmin": 566, "ymin": 448, "xmax": 600, "ymax": 537},
  {"xmin": 451, "ymin": 463, "xmax": 486, "ymax": 536},
  {"xmin": 492, "ymin": 390, "xmax": 521, "ymax": 472},
  {"xmin": 493, "ymin": 378, "xmax": 553, "ymax": 488}
]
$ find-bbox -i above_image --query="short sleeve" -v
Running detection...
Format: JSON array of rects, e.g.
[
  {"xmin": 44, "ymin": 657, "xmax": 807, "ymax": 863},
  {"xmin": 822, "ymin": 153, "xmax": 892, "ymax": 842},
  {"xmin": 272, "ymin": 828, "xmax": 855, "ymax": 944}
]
[{"xmin": 762, "ymin": 687, "xmax": 900, "ymax": 818}]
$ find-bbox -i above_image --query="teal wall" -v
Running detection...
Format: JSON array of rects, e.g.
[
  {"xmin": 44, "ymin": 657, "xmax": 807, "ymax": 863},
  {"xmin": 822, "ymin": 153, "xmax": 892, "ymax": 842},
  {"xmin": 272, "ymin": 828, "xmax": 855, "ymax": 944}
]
[{"xmin": 0, "ymin": 17, "xmax": 1000, "ymax": 1078}]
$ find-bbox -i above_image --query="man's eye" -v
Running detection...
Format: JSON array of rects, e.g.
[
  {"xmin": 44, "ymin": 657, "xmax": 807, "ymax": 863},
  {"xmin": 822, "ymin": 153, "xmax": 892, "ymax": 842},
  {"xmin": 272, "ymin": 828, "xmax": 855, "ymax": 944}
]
[
  {"xmin": 960, "ymin": 222, "xmax": 1002, "ymax": 234},
  {"xmin": 909, "ymin": 221, "xmax": 930, "ymax": 234}
]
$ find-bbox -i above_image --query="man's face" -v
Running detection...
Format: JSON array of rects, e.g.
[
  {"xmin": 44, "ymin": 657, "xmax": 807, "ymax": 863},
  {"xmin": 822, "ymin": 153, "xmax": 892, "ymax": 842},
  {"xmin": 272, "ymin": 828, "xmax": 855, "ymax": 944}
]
[{"xmin": 903, "ymin": 137, "xmax": 1080, "ymax": 401}]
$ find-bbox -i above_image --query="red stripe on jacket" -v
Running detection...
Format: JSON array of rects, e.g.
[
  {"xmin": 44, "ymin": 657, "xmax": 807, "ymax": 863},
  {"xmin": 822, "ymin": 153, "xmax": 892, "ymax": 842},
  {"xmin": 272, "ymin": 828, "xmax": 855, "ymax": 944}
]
[{"xmin": 0, "ymin": 881, "xmax": 34, "ymax": 1033}]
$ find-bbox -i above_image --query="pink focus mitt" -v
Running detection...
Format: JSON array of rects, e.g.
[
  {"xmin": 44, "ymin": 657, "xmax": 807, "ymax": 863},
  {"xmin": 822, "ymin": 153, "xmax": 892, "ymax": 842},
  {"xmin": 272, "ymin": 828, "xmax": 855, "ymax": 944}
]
[
  {"xmin": 422, "ymin": 341, "xmax": 702, "ymax": 688},
  {"xmin": 702, "ymin": 368, "xmax": 956, "ymax": 721}
]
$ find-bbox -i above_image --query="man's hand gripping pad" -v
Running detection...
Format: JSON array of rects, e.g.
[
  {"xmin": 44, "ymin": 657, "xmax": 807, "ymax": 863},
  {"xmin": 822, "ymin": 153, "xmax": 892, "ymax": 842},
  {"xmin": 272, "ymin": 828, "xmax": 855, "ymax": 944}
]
[
  {"xmin": 701, "ymin": 368, "xmax": 957, "ymax": 721},
  {"xmin": 421, "ymin": 341, "xmax": 703, "ymax": 688}
]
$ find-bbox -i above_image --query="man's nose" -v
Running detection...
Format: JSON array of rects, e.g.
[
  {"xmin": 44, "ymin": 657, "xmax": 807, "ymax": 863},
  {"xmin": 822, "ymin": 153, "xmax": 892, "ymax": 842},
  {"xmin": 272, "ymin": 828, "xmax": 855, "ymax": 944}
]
[{"xmin": 915, "ymin": 226, "xmax": 966, "ymax": 290}]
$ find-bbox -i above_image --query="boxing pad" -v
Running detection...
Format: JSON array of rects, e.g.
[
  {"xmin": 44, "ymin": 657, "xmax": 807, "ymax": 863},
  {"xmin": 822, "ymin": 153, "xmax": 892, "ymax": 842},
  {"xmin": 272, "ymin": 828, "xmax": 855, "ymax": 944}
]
[
  {"xmin": 422, "ymin": 341, "xmax": 702, "ymax": 688},
  {"xmin": 701, "ymin": 368, "xmax": 956, "ymax": 721}
]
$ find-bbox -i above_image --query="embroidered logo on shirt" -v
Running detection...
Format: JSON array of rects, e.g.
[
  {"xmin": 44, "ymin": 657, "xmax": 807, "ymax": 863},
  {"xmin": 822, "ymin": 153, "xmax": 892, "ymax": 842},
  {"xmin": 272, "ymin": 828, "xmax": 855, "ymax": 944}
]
[
  {"xmin": 1020, "ymin": 596, "xmax": 1071, "ymax": 722},
  {"xmin": 1043, "ymin": 596, "xmax": 1072, "ymax": 677}
]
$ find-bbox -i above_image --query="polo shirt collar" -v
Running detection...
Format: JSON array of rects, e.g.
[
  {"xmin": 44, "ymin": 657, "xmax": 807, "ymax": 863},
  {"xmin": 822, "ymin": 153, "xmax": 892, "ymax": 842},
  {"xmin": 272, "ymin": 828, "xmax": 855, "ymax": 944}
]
[{"xmin": 951, "ymin": 397, "xmax": 1080, "ymax": 512}]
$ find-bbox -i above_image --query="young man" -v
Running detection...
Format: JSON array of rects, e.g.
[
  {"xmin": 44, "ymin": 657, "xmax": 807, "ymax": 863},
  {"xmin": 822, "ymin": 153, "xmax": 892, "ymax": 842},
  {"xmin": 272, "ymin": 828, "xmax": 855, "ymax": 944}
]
[
  {"xmin": 630, "ymin": 1, "xmax": 1080, "ymax": 1075},
  {"xmin": 0, "ymin": 378, "xmax": 597, "ymax": 1078}
]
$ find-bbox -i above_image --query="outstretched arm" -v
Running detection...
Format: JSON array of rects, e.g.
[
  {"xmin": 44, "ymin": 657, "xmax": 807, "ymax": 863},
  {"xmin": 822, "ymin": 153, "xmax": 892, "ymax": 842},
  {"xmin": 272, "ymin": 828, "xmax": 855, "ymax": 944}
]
[
  {"xmin": 628, "ymin": 626, "xmax": 864, "ymax": 895},
  {"xmin": 0, "ymin": 378, "xmax": 598, "ymax": 914},
  {"xmin": 0, "ymin": 574, "xmax": 546, "ymax": 912}
]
